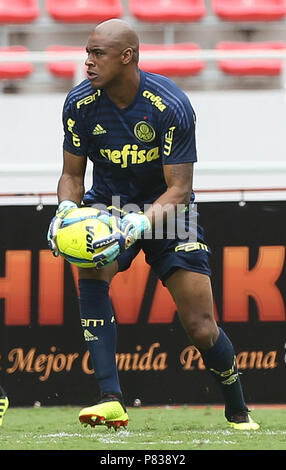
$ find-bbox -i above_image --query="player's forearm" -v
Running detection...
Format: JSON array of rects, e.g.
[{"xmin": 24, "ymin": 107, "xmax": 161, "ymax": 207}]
[
  {"xmin": 144, "ymin": 185, "xmax": 190, "ymax": 227},
  {"xmin": 57, "ymin": 173, "xmax": 85, "ymax": 206}
]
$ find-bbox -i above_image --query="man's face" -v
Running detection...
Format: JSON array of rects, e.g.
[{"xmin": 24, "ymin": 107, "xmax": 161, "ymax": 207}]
[{"xmin": 85, "ymin": 31, "xmax": 124, "ymax": 89}]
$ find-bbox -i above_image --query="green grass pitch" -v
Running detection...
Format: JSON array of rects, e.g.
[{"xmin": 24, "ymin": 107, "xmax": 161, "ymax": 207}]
[{"xmin": 0, "ymin": 405, "xmax": 285, "ymax": 451}]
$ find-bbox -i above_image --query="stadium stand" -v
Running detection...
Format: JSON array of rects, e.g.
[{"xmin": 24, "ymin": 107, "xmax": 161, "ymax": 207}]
[
  {"xmin": 46, "ymin": 45, "xmax": 85, "ymax": 78},
  {"xmin": 0, "ymin": 45, "xmax": 33, "ymax": 79},
  {"xmin": 45, "ymin": 0, "xmax": 123, "ymax": 23},
  {"xmin": 211, "ymin": 0, "xmax": 286, "ymax": 22},
  {"xmin": 216, "ymin": 41, "xmax": 286, "ymax": 76},
  {"xmin": 0, "ymin": 0, "xmax": 286, "ymax": 91},
  {"xmin": 139, "ymin": 43, "xmax": 205, "ymax": 76},
  {"xmin": 0, "ymin": 0, "xmax": 39, "ymax": 24},
  {"xmin": 129, "ymin": 0, "xmax": 206, "ymax": 22}
]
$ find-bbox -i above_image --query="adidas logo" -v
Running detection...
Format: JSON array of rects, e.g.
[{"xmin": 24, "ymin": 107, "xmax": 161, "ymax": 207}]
[
  {"xmin": 92, "ymin": 124, "xmax": 107, "ymax": 135},
  {"xmin": 84, "ymin": 329, "xmax": 98, "ymax": 342}
]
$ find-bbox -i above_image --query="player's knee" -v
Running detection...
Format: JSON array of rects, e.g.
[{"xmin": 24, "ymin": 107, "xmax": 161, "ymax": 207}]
[
  {"xmin": 179, "ymin": 311, "xmax": 218, "ymax": 349},
  {"xmin": 78, "ymin": 261, "xmax": 118, "ymax": 283}
]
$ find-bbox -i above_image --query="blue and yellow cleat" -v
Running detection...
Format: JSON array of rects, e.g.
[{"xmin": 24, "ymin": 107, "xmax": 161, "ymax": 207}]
[
  {"xmin": 0, "ymin": 396, "xmax": 9, "ymax": 426},
  {"xmin": 227, "ymin": 411, "xmax": 260, "ymax": 430},
  {"xmin": 79, "ymin": 395, "xmax": 129, "ymax": 431}
]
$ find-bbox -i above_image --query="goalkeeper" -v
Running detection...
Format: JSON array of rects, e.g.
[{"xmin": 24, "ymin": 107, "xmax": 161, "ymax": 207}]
[{"xmin": 47, "ymin": 19, "xmax": 259, "ymax": 431}]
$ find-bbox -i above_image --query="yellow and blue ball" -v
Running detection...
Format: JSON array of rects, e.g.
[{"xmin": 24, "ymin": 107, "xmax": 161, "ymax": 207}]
[{"xmin": 56, "ymin": 207, "xmax": 111, "ymax": 268}]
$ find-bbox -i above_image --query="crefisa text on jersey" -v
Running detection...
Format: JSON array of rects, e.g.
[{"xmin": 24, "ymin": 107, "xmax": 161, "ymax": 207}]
[{"xmin": 99, "ymin": 453, "xmax": 187, "ymax": 466}]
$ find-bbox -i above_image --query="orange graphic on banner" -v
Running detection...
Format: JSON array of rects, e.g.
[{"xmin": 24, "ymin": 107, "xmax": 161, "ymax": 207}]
[
  {"xmin": 223, "ymin": 246, "xmax": 285, "ymax": 322},
  {"xmin": 0, "ymin": 250, "xmax": 31, "ymax": 325},
  {"xmin": 1, "ymin": 246, "xmax": 285, "ymax": 326},
  {"xmin": 148, "ymin": 282, "xmax": 177, "ymax": 323},
  {"xmin": 38, "ymin": 250, "xmax": 64, "ymax": 325},
  {"xmin": 110, "ymin": 250, "xmax": 150, "ymax": 323}
]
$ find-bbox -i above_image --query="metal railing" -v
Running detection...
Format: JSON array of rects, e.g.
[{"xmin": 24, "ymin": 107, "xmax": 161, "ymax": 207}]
[
  {"xmin": 1, "ymin": 186, "xmax": 286, "ymax": 208},
  {"xmin": 1, "ymin": 160, "xmax": 286, "ymax": 176},
  {"xmin": 0, "ymin": 49, "xmax": 286, "ymax": 86}
]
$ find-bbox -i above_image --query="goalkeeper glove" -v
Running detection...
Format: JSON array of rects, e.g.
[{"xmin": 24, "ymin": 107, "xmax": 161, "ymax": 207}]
[
  {"xmin": 92, "ymin": 211, "xmax": 151, "ymax": 267},
  {"xmin": 47, "ymin": 200, "xmax": 78, "ymax": 256},
  {"xmin": 92, "ymin": 212, "xmax": 126, "ymax": 269},
  {"xmin": 121, "ymin": 212, "xmax": 151, "ymax": 247}
]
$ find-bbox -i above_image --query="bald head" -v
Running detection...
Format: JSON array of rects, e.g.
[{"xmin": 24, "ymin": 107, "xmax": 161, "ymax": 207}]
[
  {"xmin": 85, "ymin": 19, "xmax": 140, "ymax": 90},
  {"xmin": 92, "ymin": 19, "xmax": 139, "ymax": 62}
]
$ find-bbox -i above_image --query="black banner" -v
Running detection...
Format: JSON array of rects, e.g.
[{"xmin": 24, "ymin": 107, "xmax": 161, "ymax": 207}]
[{"xmin": 0, "ymin": 201, "xmax": 285, "ymax": 406}]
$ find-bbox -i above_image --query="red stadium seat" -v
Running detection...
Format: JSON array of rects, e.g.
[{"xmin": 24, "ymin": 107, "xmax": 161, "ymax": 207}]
[
  {"xmin": 46, "ymin": 0, "xmax": 123, "ymax": 23},
  {"xmin": 0, "ymin": 46, "xmax": 33, "ymax": 79},
  {"xmin": 0, "ymin": 0, "xmax": 39, "ymax": 23},
  {"xmin": 212, "ymin": 0, "xmax": 286, "ymax": 22},
  {"xmin": 46, "ymin": 46, "xmax": 86, "ymax": 78},
  {"xmin": 129, "ymin": 0, "xmax": 206, "ymax": 22},
  {"xmin": 139, "ymin": 43, "xmax": 205, "ymax": 76},
  {"xmin": 216, "ymin": 41, "xmax": 286, "ymax": 76}
]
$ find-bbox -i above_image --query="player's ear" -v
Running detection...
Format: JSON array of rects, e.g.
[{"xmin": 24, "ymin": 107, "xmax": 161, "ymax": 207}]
[{"xmin": 121, "ymin": 47, "xmax": 134, "ymax": 65}]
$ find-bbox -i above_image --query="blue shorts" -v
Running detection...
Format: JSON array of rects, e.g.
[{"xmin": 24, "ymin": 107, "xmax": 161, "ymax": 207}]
[
  {"xmin": 117, "ymin": 237, "xmax": 211, "ymax": 285},
  {"xmin": 87, "ymin": 203, "xmax": 211, "ymax": 285}
]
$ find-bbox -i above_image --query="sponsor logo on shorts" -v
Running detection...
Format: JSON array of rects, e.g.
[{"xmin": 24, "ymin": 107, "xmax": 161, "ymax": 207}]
[{"xmin": 175, "ymin": 242, "xmax": 209, "ymax": 253}]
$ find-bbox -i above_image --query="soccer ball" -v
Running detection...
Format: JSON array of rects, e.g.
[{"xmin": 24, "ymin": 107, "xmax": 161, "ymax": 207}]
[{"xmin": 56, "ymin": 207, "xmax": 111, "ymax": 268}]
